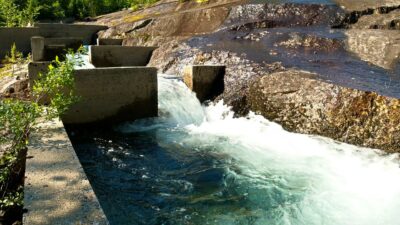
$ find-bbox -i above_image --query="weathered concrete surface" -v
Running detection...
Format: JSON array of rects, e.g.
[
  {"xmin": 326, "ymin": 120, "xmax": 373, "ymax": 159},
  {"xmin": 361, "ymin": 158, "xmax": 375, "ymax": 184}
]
[
  {"xmin": 345, "ymin": 29, "xmax": 400, "ymax": 69},
  {"xmin": 0, "ymin": 28, "xmax": 40, "ymax": 59},
  {"xmin": 35, "ymin": 23, "xmax": 108, "ymax": 45},
  {"xmin": 62, "ymin": 67, "xmax": 158, "ymax": 124},
  {"xmin": 183, "ymin": 65, "xmax": 225, "ymax": 102},
  {"xmin": 28, "ymin": 62, "xmax": 51, "ymax": 88},
  {"xmin": 24, "ymin": 119, "xmax": 108, "ymax": 225},
  {"xmin": 0, "ymin": 24, "xmax": 107, "ymax": 60},
  {"xmin": 89, "ymin": 46, "xmax": 157, "ymax": 67},
  {"xmin": 97, "ymin": 38, "xmax": 123, "ymax": 45},
  {"xmin": 31, "ymin": 36, "xmax": 84, "ymax": 62},
  {"xmin": 248, "ymin": 70, "xmax": 400, "ymax": 153},
  {"xmin": 31, "ymin": 37, "xmax": 45, "ymax": 62}
]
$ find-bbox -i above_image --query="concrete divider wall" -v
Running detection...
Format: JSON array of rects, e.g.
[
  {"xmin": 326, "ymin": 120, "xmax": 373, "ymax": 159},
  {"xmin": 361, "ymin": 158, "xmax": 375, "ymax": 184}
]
[
  {"xmin": 28, "ymin": 61, "xmax": 51, "ymax": 86},
  {"xmin": 0, "ymin": 28, "xmax": 40, "ymax": 59},
  {"xmin": 31, "ymin": 37, "xmax": 83, "ymax": 62},
  {"xmin": 35, "ymin": 23, "xmax": 108, "ymax": 45},
  {"xmin": 0, "ymin": 24, "xmax": 107, "ymax": 60},
  {"xmin": 62, "ymin": 67, "xmax": 158, "ymax": 124},
  {"xmin": 183, "ymin": 65, "xmax": 225, "ymax": 102},
  {"xmin": 89, "ymin": 46, "xmax": 158, "ymax": 67},
  {"xmin": 97, "ymin": 38, "xmax": 123, "ymax": 46}
]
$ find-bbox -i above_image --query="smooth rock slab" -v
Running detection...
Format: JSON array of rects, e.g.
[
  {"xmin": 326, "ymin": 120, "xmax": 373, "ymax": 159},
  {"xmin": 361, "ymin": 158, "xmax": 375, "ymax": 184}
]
[
  {"xmin": 345, "ymin": 29, "xmax": 400, "ymax": 69},
  {"xmin": 248, "ymin": 70, "xmax": 400, "ymax": 153},
  {"xmin": 334, "ymin": 0, "xmax": 400, "ymax": 11},
  {"xmin": 24, "ymin": 119, "xmax": 108, "ymax": 225}
]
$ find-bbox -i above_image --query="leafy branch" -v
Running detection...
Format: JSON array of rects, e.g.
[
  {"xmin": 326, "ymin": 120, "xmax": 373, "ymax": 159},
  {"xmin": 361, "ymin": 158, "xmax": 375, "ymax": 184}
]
[{"xmin": 0, "ymin": 47, "xmax": 84, "ymax": 210}]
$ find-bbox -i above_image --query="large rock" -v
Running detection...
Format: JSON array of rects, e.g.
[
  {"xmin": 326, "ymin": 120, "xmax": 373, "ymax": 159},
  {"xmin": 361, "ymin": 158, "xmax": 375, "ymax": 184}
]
[
  {"xmin": 345, "ymin": 29, "xmax": 400, "ymax": 69},
  {"xmin": 334, "ymin": 0, "xmax": 400, "ymax": 11},
  {"xmin": 351, "ymin": 9, "xmax": 400, "ymax": 29},
  {"xmin": 248, "ymin": 70, "xmax": 400, "ymax": 153}
]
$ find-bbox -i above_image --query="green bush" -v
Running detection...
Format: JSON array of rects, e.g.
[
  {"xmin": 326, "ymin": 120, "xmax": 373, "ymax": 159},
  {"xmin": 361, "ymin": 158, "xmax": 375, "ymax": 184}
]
[
  {"xmin": 0, "ymin": 0, "xmax": 162, "ymax": 24},
  {"xmin": 0, "ymin": 47, "xmax": 84, "ymax": 211},
  {"xmin": 0, "ymin": 0, "xmax": 40, "ymax": 27}
]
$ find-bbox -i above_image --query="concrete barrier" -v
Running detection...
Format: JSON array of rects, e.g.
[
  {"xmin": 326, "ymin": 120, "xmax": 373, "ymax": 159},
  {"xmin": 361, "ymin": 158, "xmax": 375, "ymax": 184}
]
[
  {"xmin": 35, "ymin": 23, "xmax": 108, "ymax": 45},
  {"xmin": 62, "ymin": 67, "xmax": 158, "ymax": 124},
  {"xmin": 183, "ymin": 65, "xmax": 225, "ymax": 102},
  {"xmin": 0, "ymin": 27, "xmax": 40, "ymax": 59},
  {"xmin": 89, "ymin": 46, "xmax": 157, "ymax": 67},
  {"xmin": 97, "ymin": 38, "xmax": 123, "ymax": 45},
  {"xmin": 31, "ymin": 36, "xmax": 83, "ymax": 62},
  {"xmin": 28, "ymin": 62, "xmax": 51, "ymax": 88},
  {"xmin": 0, "ymin": 24, "xmax": 107, "ymax": 60},
  {"xmin": 31, "ymin": 37, "xmax": 45, "ymax": 62}
]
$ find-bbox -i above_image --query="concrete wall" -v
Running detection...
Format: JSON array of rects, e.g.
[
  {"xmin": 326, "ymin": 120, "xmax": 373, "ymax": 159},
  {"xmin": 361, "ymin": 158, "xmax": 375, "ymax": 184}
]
[
  {"xmin": 0, "ymin": 27, "xmax": 40, "ymax": 59},
  {"xmin": 89, "ymin": 46, "xmax": 157, "ymax": 67},
  {"xmin": 0, "ymin": 24, "xmax": 107, "ymax": 60},
  {"xmin": 28, "ymin": 62, "xmax": 51, "ymax": 88},
  {"xmin": 62, "ymin": 67, "xmax": 158, "ymax": 124},
  {"xmin": 31, "ymin": 36, "xmax": 83, "ymax": 62},
  {"xmin": 35, "ymin": 23, "xmax": 108, "ymax": 45},
  {"xmin": 97, "ymin": 38, "xmax": 123, "ymax": 45},
  {"xmin": 183, "ymin": 65, "xmax": 225, "ymax": 102}
]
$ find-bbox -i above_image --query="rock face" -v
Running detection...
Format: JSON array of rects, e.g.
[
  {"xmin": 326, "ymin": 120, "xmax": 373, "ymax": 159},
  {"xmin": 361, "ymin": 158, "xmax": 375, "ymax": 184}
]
[
  {"xmin": 90, "ymin": 0, "xmax": 400, "ymax": 152},
  {"xmin": 248, "ymin": 70, "xmax": 400, "ymax": 153},
  {"xmin": 345, "ymin": 29, "xmax": 400, "ymax": 69}
]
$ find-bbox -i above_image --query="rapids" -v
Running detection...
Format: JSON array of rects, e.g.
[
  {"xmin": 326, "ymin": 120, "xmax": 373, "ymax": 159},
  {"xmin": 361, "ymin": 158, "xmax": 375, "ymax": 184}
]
[{"xmin": 68, "ymin": 76, "xmax": 400, "ymax": 225}]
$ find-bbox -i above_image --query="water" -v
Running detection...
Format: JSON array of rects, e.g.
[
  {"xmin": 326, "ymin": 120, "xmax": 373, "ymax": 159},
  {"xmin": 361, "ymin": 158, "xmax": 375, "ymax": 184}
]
[{"xmin": 68, "ymin": 76, "xmax": 400, "ymax": 225}]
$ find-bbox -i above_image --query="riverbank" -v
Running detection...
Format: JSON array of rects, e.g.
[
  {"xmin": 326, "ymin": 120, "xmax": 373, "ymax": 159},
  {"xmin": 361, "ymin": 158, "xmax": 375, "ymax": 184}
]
[{"xmin": 90, "ymin": 0, "xmax": 400, "ymax": 152}]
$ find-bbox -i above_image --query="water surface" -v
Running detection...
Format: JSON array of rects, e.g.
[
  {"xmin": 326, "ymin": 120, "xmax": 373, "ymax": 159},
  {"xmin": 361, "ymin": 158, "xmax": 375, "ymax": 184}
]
[{"xmin": 68, "ymin": 76, "xmax": 400, "ymax": 225}]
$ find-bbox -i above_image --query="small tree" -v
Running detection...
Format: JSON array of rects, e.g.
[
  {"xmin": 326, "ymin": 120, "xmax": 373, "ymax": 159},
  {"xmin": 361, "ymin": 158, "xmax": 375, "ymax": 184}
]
[{"xmin": 0, "ymin": 0, "xmax": 41, "ymax": 27}]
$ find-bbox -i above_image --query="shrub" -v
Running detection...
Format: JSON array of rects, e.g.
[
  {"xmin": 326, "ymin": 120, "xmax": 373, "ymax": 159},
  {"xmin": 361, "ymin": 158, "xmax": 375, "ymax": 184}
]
[{"xmin": 0, "ymin": 47, "xmax": 84, "ymax": 212}]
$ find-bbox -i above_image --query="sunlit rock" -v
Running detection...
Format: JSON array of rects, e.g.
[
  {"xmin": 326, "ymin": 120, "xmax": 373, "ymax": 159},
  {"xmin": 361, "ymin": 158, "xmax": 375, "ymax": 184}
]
[
  {"xmin": 248, "ymin": 70, "xmax": 400, "ymax": 153},
  {"xmin": 344, "ymin": 29, "xmax": 400, "ymax": 69}
]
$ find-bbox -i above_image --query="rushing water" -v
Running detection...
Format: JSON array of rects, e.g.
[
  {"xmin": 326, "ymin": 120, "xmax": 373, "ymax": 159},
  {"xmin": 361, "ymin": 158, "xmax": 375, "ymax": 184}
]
[{"xmin": 68, "ymin": 76, "xmax": 400, "ymax": 225}]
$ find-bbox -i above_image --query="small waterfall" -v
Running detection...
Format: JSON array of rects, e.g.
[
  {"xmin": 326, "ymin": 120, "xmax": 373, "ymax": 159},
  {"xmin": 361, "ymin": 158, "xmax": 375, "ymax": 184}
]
[
  {"xmin": 112, "ymin": 76, "xmax": 400, "ymax": 224},
  {"xmin": 158, "ymin": 75, "xmax": 205, "ymax": 126}
]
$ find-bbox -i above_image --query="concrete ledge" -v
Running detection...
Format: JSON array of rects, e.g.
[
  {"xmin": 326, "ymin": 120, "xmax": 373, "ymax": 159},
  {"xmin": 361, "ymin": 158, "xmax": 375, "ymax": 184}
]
[
  {"xmin": 183, "ymin": 65, "xmax": 225, "ymax": 102},
  {"xmin": 89, "ymin": 46, "xmax": 157, "ymax": 67},
  {"xmin": 35, "ymin": 23, "xmax": 108, "ymax": 45},
  {"xmin": 62, "ymin": 67, "xmax": 158, "ymax": 124},
  {"xmin": 97, "ymin": 38, "xmax": 123, "ymax": 46},
  {"xmin": 24, "ymin": 119, "xmax": 108, "ymax": 225}
]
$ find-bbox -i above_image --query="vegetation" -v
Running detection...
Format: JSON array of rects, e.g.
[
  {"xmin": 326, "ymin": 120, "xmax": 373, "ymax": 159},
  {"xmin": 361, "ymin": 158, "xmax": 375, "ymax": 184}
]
[
  {"xmin": 0, "ymin": 0, "xmax": 211, "ymax": 27},
  {"xmin": 0, "ymin": 46, "xmax": 83, "ymax": 217},
  {"xmin": 0, "ymin": 0, "xmax": 164, "ymax": 26}
]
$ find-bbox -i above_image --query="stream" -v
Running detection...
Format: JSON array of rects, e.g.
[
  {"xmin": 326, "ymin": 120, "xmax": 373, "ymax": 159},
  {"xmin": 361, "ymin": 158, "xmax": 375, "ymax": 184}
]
[{"xmin": 67, "ymin": 75, "xmax": 400, "ymax": 225}]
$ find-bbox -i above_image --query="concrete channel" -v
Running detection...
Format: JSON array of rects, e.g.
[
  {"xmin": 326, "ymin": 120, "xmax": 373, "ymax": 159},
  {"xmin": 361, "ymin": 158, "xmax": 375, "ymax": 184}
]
[{"xmin": 1, "ymin": 23, "xmax": 226, "ymax": 224}]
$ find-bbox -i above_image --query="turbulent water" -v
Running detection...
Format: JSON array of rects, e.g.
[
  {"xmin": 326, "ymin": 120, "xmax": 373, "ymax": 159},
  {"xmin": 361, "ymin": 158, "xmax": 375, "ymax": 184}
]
[{"xmin": 69, "ymin": 76, "xmax": 400, "ymax": 225}]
